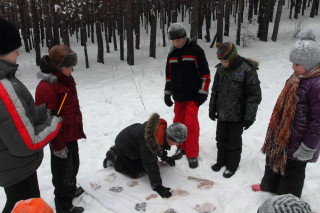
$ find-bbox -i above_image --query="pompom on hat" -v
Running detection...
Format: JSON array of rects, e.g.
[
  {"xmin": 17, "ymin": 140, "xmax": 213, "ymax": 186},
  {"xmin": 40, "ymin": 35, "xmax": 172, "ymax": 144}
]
[
  {"xmin": 11, "ymin": 198, "xmax": 54, "ymax": 213},
  {"xmin": 289, "ymin": 29, "xmax": 320, "ymax": 71},
  {"xmin": 216, "ymin": 42, "xmax": 238, "ymax": 62},
  {"xmin": 168, "ymin": 23, "xmax": 187, "ymax": 40},
  {"xmin": 0, "ymin": 17, "xmax": 22, "ymax": 56},
  {"xmin": 258, "ymin": 194, "xmax": 311, "ymax": 213},
  {"xmin": 166, "ymin": 122, "xmax": 187, "ymax": 144}
]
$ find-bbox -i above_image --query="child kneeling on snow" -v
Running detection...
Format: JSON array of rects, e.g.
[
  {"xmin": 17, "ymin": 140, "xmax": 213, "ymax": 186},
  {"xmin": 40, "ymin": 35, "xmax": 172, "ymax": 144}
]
[
  {"xmin": 103, "ymin": 113, "xmax": 187, "ymax": 199},
  {"xmin": 252, "ymin": 30, "xmax": 320, "ymax": 198}
]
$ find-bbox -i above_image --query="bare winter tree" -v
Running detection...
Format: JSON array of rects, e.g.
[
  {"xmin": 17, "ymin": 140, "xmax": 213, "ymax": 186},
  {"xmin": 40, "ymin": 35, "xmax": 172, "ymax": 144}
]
[
  {"xmin": 217, "ymin": 0, "xmax": 225, "ymax": 43},
  {"xmin": 272, "ymin": 0, "xmax": 285, "ymax": 41},
  {"xmin": 30, "ymin": 0, "xmax": 41, "ymax": 65},
  {"xmin": 190, "ymin": 0, "xmax": 199, "ymax": 41},
  {"xmin": 149, "ymin": 0, "xmax": 157, "ymax": 58},
  {"xmin": 125, "ymin": 0, "xmax": 134, "ymax": 65}
]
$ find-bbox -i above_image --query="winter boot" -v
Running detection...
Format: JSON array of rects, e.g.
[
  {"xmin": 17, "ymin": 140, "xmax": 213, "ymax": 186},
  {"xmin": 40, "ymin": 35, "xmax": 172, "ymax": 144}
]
[
  {"xmin": 74, "ymin": 187, "xmax": 84, "ymax": 198},
  {"xmin": 57, "ymin": 206, "xmax": 84, "ymax": 213},
  {"xmin": 188, "ymin": 158, "xmax": 198, "ymax": 169},
  {"xmin": 252, "ymin": 184, "xmax": 263, "ymax": 192},
  {"xmin": 211, "ymin": 163, "xmax": 224, "ymax": 172},
  {"xmin": 103, "ymin": 146, "xmax": 118, "ymax": 168},
  {"xmin": 223, "ymin": 169, "xmax": 236, "ymax": 178},
  {"xmin": 171, "ymin": 147, "xmax": 185, "ymax": 160}
]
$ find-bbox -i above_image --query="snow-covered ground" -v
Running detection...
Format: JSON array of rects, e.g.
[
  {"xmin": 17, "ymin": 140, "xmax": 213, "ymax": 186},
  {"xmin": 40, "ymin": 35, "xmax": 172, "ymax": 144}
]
[{"xmin": 1, "ymin": 12, "xmax": 320, "ymax": 213}]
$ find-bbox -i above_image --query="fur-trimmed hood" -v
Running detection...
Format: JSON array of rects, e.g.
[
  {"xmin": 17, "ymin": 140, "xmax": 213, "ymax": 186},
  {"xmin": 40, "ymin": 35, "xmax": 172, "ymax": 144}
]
[{"xmin": 144, "ymin": 113, "xmax": 166, "ymax": 156}]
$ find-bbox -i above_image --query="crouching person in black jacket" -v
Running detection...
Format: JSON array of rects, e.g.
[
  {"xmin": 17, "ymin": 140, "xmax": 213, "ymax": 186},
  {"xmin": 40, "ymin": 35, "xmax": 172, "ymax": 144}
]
[{"xmin": 103, "ymin": 113, "xmax": 187, "ymax": 198}]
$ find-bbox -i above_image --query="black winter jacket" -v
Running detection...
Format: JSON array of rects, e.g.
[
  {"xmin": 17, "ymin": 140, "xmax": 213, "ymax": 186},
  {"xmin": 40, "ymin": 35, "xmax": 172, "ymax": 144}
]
[
  {"xmin": 209, "ymin": 56, "xmax": 262, "ymax": 122},
  {"xmin": 114, "ymin": 114, "xmax": 170, "ymax": 189},
  {"xmin": 164, "ymin": 38, "xmax": 211, "ymax": 102}
]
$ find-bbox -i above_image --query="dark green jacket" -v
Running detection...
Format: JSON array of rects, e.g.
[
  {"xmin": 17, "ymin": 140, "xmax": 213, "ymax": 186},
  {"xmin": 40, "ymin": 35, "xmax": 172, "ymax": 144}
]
[{"xmin": 209, "ymin": 56, "xmax": 262, "ymax": 122}]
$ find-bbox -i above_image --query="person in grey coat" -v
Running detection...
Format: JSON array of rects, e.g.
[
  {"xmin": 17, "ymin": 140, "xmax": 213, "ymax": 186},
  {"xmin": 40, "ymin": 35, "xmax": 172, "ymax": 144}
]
[
  {"xmin": 253, "ymin": 30, "xmax": 320, "ymax": 198},
  {"xmin": 0, "ymin": 17, "xmax": 62, "ymax": 213}
]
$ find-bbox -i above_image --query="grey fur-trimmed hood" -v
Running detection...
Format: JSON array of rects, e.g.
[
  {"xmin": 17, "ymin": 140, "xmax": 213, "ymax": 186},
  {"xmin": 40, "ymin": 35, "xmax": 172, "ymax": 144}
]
[{"xmin": 144, "ymin": 113, "xmax": 163, "ymax": 156}]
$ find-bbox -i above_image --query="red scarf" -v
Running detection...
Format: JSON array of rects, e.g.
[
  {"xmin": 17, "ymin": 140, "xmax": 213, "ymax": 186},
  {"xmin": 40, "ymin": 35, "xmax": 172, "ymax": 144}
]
[{"xmin": 262, "ymin": 66, "xmax": 320, "ymax": 175}]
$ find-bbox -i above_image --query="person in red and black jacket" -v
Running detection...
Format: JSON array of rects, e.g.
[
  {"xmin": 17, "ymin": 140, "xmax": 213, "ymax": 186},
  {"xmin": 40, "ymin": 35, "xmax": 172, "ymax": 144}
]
[
  {"xmin": 164, "ymin": 22, "xmax": 211, "ymax": 169},
  {"xmin": 35, "ymin": 45, "xmax": 85, "ymax": 213},
  {"xmin": 103, "ymin": 113, "xmax": 187, "ymax": 199}
]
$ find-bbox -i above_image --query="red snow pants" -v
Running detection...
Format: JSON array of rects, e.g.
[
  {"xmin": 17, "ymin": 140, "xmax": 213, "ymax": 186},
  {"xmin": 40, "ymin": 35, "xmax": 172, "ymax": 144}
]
[{"xmin": 173, "ymin": 101, "xmax": 200, "ymax": 158}]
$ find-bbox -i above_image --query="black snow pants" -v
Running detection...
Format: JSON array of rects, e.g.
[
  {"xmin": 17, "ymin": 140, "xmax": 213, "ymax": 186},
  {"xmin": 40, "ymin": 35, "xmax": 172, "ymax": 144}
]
[
  {"xmin": 215, "ymin": 120, "xmax": 244, "ymax": 172},
  {"xmin": 260, "ymin": 157, "xmax": 307, "ymax": 198}
]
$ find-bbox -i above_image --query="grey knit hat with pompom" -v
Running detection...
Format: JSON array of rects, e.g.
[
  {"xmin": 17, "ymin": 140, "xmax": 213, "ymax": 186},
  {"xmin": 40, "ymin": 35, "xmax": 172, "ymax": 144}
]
[
  {"xmin": 166, "ymin": 123, "xmax": 187, "ymax": 144},
  {"xmin": 289, "ymin": 29, "xmax": 320, "ymax": 71}
]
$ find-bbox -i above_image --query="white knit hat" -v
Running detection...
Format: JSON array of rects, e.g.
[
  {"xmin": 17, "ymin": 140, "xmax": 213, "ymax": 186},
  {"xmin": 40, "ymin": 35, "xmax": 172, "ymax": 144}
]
[{"xmin": 289, "ymin": 29, "xmax": 320, "ymax": 71}]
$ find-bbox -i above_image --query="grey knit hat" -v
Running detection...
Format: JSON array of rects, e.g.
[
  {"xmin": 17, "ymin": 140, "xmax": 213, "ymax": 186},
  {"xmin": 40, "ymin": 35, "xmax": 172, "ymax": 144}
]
[
  {"xmin": 166, "ymin": 123, "xmax": 187, "ymax": 144},
  {"xmin": 289, "ymin": 29, "xmax": 320, "ymax": 71},
  {"xmin": 258, "ymin": 194, "xmax": 311, "ymax": 213},
  {"xmin": 168, "ymin": 23, "xmax": 187, "ymax": 40}
]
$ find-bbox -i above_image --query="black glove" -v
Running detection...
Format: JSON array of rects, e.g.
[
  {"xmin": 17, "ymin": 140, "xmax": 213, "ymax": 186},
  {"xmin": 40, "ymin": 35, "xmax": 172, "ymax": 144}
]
[
  {"xmin": 197, "ymin": 94, "xmax": 207, "ymax": 106},
  {"xmin": 209, "ymin": 111, "xmax": 218, "ymax": 121},
  {"xmin": 243, "ymin": 120, "xmax": 254, "ymax": 130},
  {"xmin": 47, "ymin": 108, "xmax": 59, "ymax": 117},
  {"xmin": 154, "ymin": 185, "xmax": 172, "ymax": 198},
  {"xmin": 165, "ymin": 157, "xmax": 175, "ymax": 167},
  {"xmin": 164, "ymin": 94, "xmax": 173, "ymax": 107}
]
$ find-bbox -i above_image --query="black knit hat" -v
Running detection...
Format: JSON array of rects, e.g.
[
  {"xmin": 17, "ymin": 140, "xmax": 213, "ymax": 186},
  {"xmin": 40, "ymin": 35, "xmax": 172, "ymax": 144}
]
[
  {"xmin": 216, "ymin": 42, "xmax": 238, "ymax": 62},
  {"xmin": 0, "ymin": 17, "xmax": 22, "ymax": 56},
  {"xmin": 168, "ymin": 23, "xmax": 187, "ymax": 40}
]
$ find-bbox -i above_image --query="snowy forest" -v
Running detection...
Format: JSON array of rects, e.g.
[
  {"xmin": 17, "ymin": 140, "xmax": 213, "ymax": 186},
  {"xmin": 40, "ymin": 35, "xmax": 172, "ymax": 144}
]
[{"xmin": 1, "ymin": 0, "xmax": 319, "ymax": 67}]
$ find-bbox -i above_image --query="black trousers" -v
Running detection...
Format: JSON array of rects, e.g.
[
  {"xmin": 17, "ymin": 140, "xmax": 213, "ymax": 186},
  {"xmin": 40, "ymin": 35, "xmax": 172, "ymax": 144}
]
[
  {"xmin": 2, "ymin": 172, "xmax": 40, "ymax": 213},
  {"xmin": 114, "ymin": 155, "xmax": 145, "ymax": 179},
  {"xmin": 260, "ymin": 157, "xmax": 307, "ymax": 198},
  {"xmin": 215, "ymin": 121, "xmax": 244, "ymax": 171},
  {"xmin": 51, "ymin": 141, "xmax": 79, "ymax": 211}
]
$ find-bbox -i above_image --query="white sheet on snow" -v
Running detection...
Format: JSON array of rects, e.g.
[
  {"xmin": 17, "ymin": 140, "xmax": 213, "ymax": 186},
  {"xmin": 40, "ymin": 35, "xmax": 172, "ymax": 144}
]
[{"xmin": 79, "ymin": 165, "xmax": 240, "ymax": 213}]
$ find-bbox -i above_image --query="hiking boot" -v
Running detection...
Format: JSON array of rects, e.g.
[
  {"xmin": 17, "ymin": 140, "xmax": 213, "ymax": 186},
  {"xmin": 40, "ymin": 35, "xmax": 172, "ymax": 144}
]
[
  {"xmin": 74, "ymin": 187, "xmax": 84, "ymax": 198},
  {"xmin": 223, "ymin": 169, "xmax": 236, "ymax": 178},
  {"xmin": 103, "ymin": 146, "xmax": 118, "ymax": 168},
  {"xmin": 171, "ymin": 147, "xmax": 185, "ymax": 160},
  {"xmin": 188, "ymin": 158, "xmax": 198, "ymax": 169},
  {"xmin": 211, "ymin": 163, "xmax": 224, "ymax": 172},
  {"xmin": 57, "ymin": 206, "xmax": 84, "ymax": 213}
]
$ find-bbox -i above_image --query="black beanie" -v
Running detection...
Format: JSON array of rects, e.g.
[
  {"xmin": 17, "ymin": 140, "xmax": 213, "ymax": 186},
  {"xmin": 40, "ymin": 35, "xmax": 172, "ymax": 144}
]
[
  {"xmin": 216, "ymin": 42, "xmax": 238, "ymax": 62},
  {"xmin": 0, "ymin": 17, "xmax": 22, "ymax": 56}
]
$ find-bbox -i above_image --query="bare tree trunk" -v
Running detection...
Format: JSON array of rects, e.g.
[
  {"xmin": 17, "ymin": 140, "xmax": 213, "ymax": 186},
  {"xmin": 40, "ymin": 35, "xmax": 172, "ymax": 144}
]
[
  {"xmin": 302, "ymin": 0, "xmax": 307, "ymax": 15},
  {"xmin": 198, "ymin": 0, "xmax": 204, "ymax": 39},
  {"xmin": 103, "ymin": 0, "xmax": 110, "ymax": 53},
  {"xmin": 217, "ymin": 0, "xmax": 224, "ymax": 43},
  {"xmin": 134, "ymin": 0, "xmax": 140, "ymax": 50},
  {"xmin": 310, "ymin": 0, "xmax": 319, "ymax": 17},
  {"xmin": 294, "ymin": 0, "xmax": 302, "ymax": 18},
  {"xmin": 236, "ymin": 0, "xmax": 244, "ymax": 45},
  {"xmin": 289, "ymin": 0, "xmax": 295, "ymax": 19},
  {"xmin": 160, "ymin": 1, "xmax": 166, "ymax": 47},
  {"xmin": 204, "ymin": 0, "xmax": 211, "ymax": 42},
  {"xmin": 17, "ymin": 0, "xmax": 30, "ymax": 52},
  {"xmin": 60, "ymin": 1, "xmax": 70, "ymax": 46},
  {"xmin": 30, "ymin": 0, "xmax": 41, "ymax": 65},
  {"xmin": 224, "ymin": 0, "xmax": 232, "ymax": 36},
  {"xmin": 94, "ymin": 0, "xmax": 104, "ymax": 64},
  {"xmin": 80, "ymin": 19, "xmax": 89, "ymax": 68},
  {"xmin": 258, "ymin": 0, "xmax": 272, "ymax": 41},
  {"xmin": 42, "ymin": 0, "xmax": 54, "ymax": 48},
  {"xmin": 190, "ymin": 0, "xmax": 199, "ymax": 41},
  {"xmin": 149, "ymin": 0, "xmax": 157, "ymax": 58},
  {"xmin": 248, "ymin": 0, "xmax": 254, "ymax": 22},
  {"xmin": 125, "ymin": 0, "xmax": 134, "ymax": 65},
  {"xmin": 52, "ymin": 0, "xmax": 60, "ymax": 45},
  {"xmin": 172, "ymin": 0, "xmax": 178, "ymax": 23},
  {"xmin": 272, "ymin": 0, "xmax": 285, "ymax": 41}
]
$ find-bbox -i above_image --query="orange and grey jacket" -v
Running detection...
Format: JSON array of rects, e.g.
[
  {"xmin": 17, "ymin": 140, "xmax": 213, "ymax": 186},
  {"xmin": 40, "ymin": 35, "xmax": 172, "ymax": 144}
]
[{"xmin": 0, "ymin": 59, "xmax": 62, "ymax": 187}]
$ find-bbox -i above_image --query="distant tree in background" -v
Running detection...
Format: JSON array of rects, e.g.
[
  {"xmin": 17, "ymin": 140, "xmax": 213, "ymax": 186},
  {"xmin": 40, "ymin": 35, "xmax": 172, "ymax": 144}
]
[{"xmin": 0, "ymin": 0, "xmax": 319, "ymax": 68}]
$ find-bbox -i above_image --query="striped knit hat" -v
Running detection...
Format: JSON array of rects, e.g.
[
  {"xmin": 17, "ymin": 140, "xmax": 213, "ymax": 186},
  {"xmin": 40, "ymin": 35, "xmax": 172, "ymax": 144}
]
[
  {"xmin": 258, "ymin": 194, "xmax": 311, "ymax": 213},
  {"xmin": 216, "ymin": 42, "xmax": 238, "ymax": 62}
]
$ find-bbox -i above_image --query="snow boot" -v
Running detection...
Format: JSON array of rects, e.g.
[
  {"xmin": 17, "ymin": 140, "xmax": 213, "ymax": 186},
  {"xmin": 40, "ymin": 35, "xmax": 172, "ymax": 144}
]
[
  {"xmin": 57, "ymin": 206, "xmax": 84, "ymax": 213},
  {"xmin": 188, "ymin": 158, "xmax": 198, "ymax": 169},
  {"xmin": 252, "ymin": 184, "xmax": 263, "ymax": 192},
  {"xmin": 74, "ymin": 187, "xmax": 84, "ymax": 198},
  {"xmin": 223, "ymin": 169, "xmax": 236, "ymax": 178},
  {"xmin": 211, "ymin": 163, "xmax": 224, "ymax": 172},
  {"xmin": 171, "ymin": 147, "xmax": 185, "ymax": 160},
  {"xmin": 103, "ymin": 146, "xmax": 118, "ymax": 168}
]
